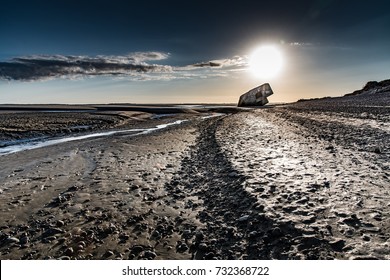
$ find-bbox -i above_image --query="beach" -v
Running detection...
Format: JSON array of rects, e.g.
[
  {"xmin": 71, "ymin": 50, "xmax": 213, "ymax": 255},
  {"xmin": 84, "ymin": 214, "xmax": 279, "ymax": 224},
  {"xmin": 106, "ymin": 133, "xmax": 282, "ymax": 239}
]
[{"xmin": 0, "ymin": 93, "xmax": 389, "ymax": 260}]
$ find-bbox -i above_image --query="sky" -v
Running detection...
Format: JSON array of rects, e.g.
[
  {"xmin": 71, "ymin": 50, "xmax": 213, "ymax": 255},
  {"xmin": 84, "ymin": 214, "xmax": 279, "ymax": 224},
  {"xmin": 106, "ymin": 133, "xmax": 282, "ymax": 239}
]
[{"xmin": 0, "ymin": 0, "xmax": 389, "ymax": 104}]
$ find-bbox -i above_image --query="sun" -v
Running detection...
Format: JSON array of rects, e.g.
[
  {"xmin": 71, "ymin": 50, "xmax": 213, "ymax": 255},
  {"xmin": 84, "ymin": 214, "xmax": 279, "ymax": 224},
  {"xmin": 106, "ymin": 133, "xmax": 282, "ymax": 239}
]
[{"xmin": 249, "ymin": 45, "xmax": 283, "ymax": 79}]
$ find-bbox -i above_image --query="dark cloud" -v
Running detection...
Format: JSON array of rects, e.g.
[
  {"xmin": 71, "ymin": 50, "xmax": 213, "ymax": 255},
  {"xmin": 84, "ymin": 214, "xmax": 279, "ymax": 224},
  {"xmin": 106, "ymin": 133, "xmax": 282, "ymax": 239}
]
[
  {"xmin": 192, "ymin": 61, "xmax": 221, "ymax": 68},
  {"xmin": 0, "ymin": 53, "xmax": 249, "ymax": 82},
  {"xmin": 0, "ymin": 53, "xmax": 172, "ymax": 81}
]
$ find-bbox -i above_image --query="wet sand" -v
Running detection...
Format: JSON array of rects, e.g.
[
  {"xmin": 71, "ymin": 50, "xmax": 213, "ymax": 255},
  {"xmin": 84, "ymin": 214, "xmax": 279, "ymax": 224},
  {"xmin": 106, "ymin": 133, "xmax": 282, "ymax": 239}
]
[{"xmin": 0, "ymin": 94, "xmax": 389, "ymax": 260}]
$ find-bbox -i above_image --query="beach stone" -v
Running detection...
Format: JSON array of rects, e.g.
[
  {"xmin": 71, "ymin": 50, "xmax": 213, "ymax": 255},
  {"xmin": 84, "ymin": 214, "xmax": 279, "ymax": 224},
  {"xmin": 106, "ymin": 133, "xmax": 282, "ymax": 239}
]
[
  {"xmin": 131, "ymin": 246, "xmax": 144, "ymax": 255},
  {"xmin": 198, "ymin": 243, "xmax": 208, "ymax": 251},
  {"xmin": 362, "ymin": 235, "xmax": 371, "ymax": 242},
  {"xmin": 182, "ymin": 230, "xmax": 192, "ymax": 239},
  {"xmin": 177, "ymin": 243, "xmax": 189, "ymax": 253},
  {"xmin": 228, "ymin": 172, "xmax": 239, "ymax": 178},
  {"xmin": 195, "ymin": 231, "xmax": 204, "ymax": 242},
  {"xmin": 302, "ymin": 216, "xmax": 316, "ymax": 224},
  {"xmin": 143, "ymin": 250, "xmax": 157, "ymax": 259},
  {"xmin": 64, "ymin": 247, "xmax": 74, "ymax": 256},
  {"xmin": 20, "ymin": 234, "xmax": 29, "ymax": 245},
  {"xmin": 329, "ymin": 239, "xmax": 346, "ymax": 252},
  {"xmin": 103, "ymin": 250, "xmax": 114, "ymax": 258},
  {"xmin": 205, "ymin": 252, "xmax": 215, "ymax": 260},
  {"xmin": 297, "ymin": 236, "xmax": 323, "ymax": 251},
  {"xmin": 248, "ymin": 231, "xmax": 258, "ymax": 239},
  {"xmin": 237, "ymin": 215, "xmax": 250, "ymax": 223},
  {"xmin": 238, "ymin": 83, "xmax": 273, "ymax": 107},
  {"xmin": 270, "ymin": 227, "xmax": 282, "ymax": 237},
  {"xmin": 5, "ymin": 237, "xmax": 20, "ymax": 244},
  {"xmin": 67, "ymin": 185, "xmax": 79, "ymax": 192},
  {"xmin": 56, "ymin": 220, "xmax": 65, "ymax": 227},
  {"xmin": 42, "ymin": 227, "xmax": 64, "ymax": 237}
]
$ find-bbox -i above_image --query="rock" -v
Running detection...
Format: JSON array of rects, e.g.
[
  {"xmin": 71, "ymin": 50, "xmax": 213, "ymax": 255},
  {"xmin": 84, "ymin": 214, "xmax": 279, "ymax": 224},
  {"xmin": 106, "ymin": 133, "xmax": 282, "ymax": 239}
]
[
  {"xmin": 297, "ymin": 236, "xmax": 323, "ymax": 251},
  {"xmin": 198, "ymin": 243, "xmax": 208, "ymax": 251},
  {"xmin": 42, "ymin": 227, "xmax": 64, "ymax": 238},
  {"xmin": 131, "ymin": 246, "xmax": 144, "ymax": 255},
  {"xmin": 237, "ymin": 215, "xmax": 250, "ymax": 223},
  {"xmin": 270, "ymin": 227, "xmax": 282, "ymax": 237},
  {"xmin": 248, "ymin": 231, "xmax": 258, "ymax": 239},
  {"xmin": 64, "ymin": 247, "xmax": 74, "ymax": 256},
  {"xmin": 56, "ymin": 220, "xmax": 65, "ymax": 227},
  {"xmin": 103, "ymin": 250, "xmax": 114, "ymax": 258},
  {"xmin": 362, "ymin": 235, "xmax": 371, "ymax": 242},
  {"xmin": 143, "ymin": 250, "xmax": 157, "ymax": 259},
  {"xmin": 67, "ymin": 185, "xmax": 79, "ymax": 192},
  {"xmin": 228, "ymin": 172, "xmax": 239, "ymax": 178},
  {"xmin": 20, "ymin": 234, "xmax": 29, "ymax": 245},
  {"xmin": 176, "ymin": 243, "xmax": 189, "ymax": 253},
  {"xmin": 5, "ymin": 237, "xmax": 20, "ymax": 244},
  {"xmin": 205, "ymin": 252, "xmax": 215, "ymax": 260},
  {"xmin": 195, "ymin": 231, "xmax": 204, "ymax": 242},
  {"xmin": 237, "ymin": 83, "xmax": 273, "ymax": 107},
  {"xmin": 182, "ymin": 230, "xmax": 192, "ymax": 239},
  {"xmin": 302, "ymin": 216, "xmax": 316, "ymax": 224},
  {"xmin": 329, "ymin": 239, "xmax": 346, "ymax": 252}
]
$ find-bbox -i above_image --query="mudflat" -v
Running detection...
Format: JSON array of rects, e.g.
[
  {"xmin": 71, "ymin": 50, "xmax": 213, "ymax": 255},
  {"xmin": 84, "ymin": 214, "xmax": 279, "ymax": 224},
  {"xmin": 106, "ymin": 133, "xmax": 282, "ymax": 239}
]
[{"xmin": 0, "ymin": 93, "xmax": 389, "ymax": 260}]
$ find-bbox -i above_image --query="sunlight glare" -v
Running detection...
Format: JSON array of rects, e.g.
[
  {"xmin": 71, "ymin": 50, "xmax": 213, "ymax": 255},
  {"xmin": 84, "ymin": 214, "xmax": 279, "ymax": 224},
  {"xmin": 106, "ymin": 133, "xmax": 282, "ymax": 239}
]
[{"xmin": 249, "ymin": 45, "xmax": 283, "ymax": 79}]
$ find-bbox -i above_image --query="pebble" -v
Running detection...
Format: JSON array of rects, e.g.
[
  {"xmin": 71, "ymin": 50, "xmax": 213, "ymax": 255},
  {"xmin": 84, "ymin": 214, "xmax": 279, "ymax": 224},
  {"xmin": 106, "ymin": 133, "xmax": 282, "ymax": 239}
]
[
  {"xmin": 131, "ymin": 246, "xmax": 144, "ymax": 255},
  {"xmin": 297, "ymin": 236, "xmax": 323, "ymax": 251},
  {"xmin": 43, "ymin": 227, "xmax": 64, "ymax": 237},
  {"xmin": 270, "ymin": 227, "xmax": 282, "ymax": 237},
  {"xmin": 64, "ymin": 247, "xmax": 74, "ymax": 256},
  {"xmin": 237, "ymin": 215, "xmax": 250, "ymax": 223},
  {"xmin": 302, "ymin": 216, "xmax": 316, "ymax": 224},
  {"xmin": 195, "ymin": 231, "xmax": 204, "ymax": 242},
  {"xmin": 5, "ymin": 237, "xmax": 20, "ymax": 244},
  {"xmin": 56, "ymin": 220, "xmax": 65, "ymax": 227},
  {"xmin": 151, "ymin": 230, "xmax": 160, "ymax": 238},
  {"xmin": 205, "ymin": 252, "xmax": 215, "ymax": 259},
  {"xmin": 362, "ymin": 235, "xmax": 371, "ymax": 242},
  {"xmin": 176, "ymin": 243, "xmax": 189, "ymax": 253},
  {"xmin": 143, "ymin": 250, "xmax": 157, "ymax": 259},
  {"xmin": 198, "ymin": 243, "xmax": 208, "ymax": 251},
  {"xmin": 57, "ymin": 237, "xmax": 66, "ymax": 244},
  {"xmin": 228, "ymin": 172, "xmax": 239, "ymax": 178},
  {"xmin": 329, "ymin": 239, "xmax": 346, "ymax": 252},
  {"xmin": 20, "ymin": 234, "xmax": 29, "ymax": 245},
  {"xmin": 182, "ymin": 230, "xmax": 192, "ymax": 239},
  {"xmin": 248, "ymin": 231, "xmax": 258, "ymax": 239},
  {"xmin": 103, "ymin": 250, "xmax": 114, "ymax": 258}
]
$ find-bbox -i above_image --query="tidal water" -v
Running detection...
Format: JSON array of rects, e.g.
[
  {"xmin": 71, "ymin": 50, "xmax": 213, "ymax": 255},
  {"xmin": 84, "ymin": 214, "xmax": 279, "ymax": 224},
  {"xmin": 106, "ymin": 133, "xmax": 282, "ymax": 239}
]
[{"xmin": 0, "ymin": 120, "xmax": 186, "ymax": 156}]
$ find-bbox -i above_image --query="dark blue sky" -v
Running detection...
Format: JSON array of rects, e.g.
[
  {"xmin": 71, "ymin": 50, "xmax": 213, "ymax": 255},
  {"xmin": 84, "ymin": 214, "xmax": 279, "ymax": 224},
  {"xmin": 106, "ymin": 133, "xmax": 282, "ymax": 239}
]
[{"xmin": 1, "ymin": 0, "xmax": 390, "ymax": 103}]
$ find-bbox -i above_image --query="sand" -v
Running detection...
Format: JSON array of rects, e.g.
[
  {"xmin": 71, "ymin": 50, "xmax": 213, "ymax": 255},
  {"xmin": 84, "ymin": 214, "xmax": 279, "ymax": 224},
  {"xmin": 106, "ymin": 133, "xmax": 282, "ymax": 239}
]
[{"xmin": 0, "ymin": 94, "xmax": 389, "ymax": 260}]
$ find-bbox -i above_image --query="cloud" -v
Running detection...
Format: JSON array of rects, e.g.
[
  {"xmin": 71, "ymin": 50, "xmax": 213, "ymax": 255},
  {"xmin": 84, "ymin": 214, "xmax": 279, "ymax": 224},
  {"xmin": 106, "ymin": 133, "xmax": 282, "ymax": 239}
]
[
  {"xmin": 0, "ymin": 53, "xmax": 172, "ymax": 82},
  {"xmin": 288, "ymin": 42, "xmax": 314, "ymax": 47},
  {"xmin": 0, "ymin": 52, "xmax": 248, "ymax": 82}
]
